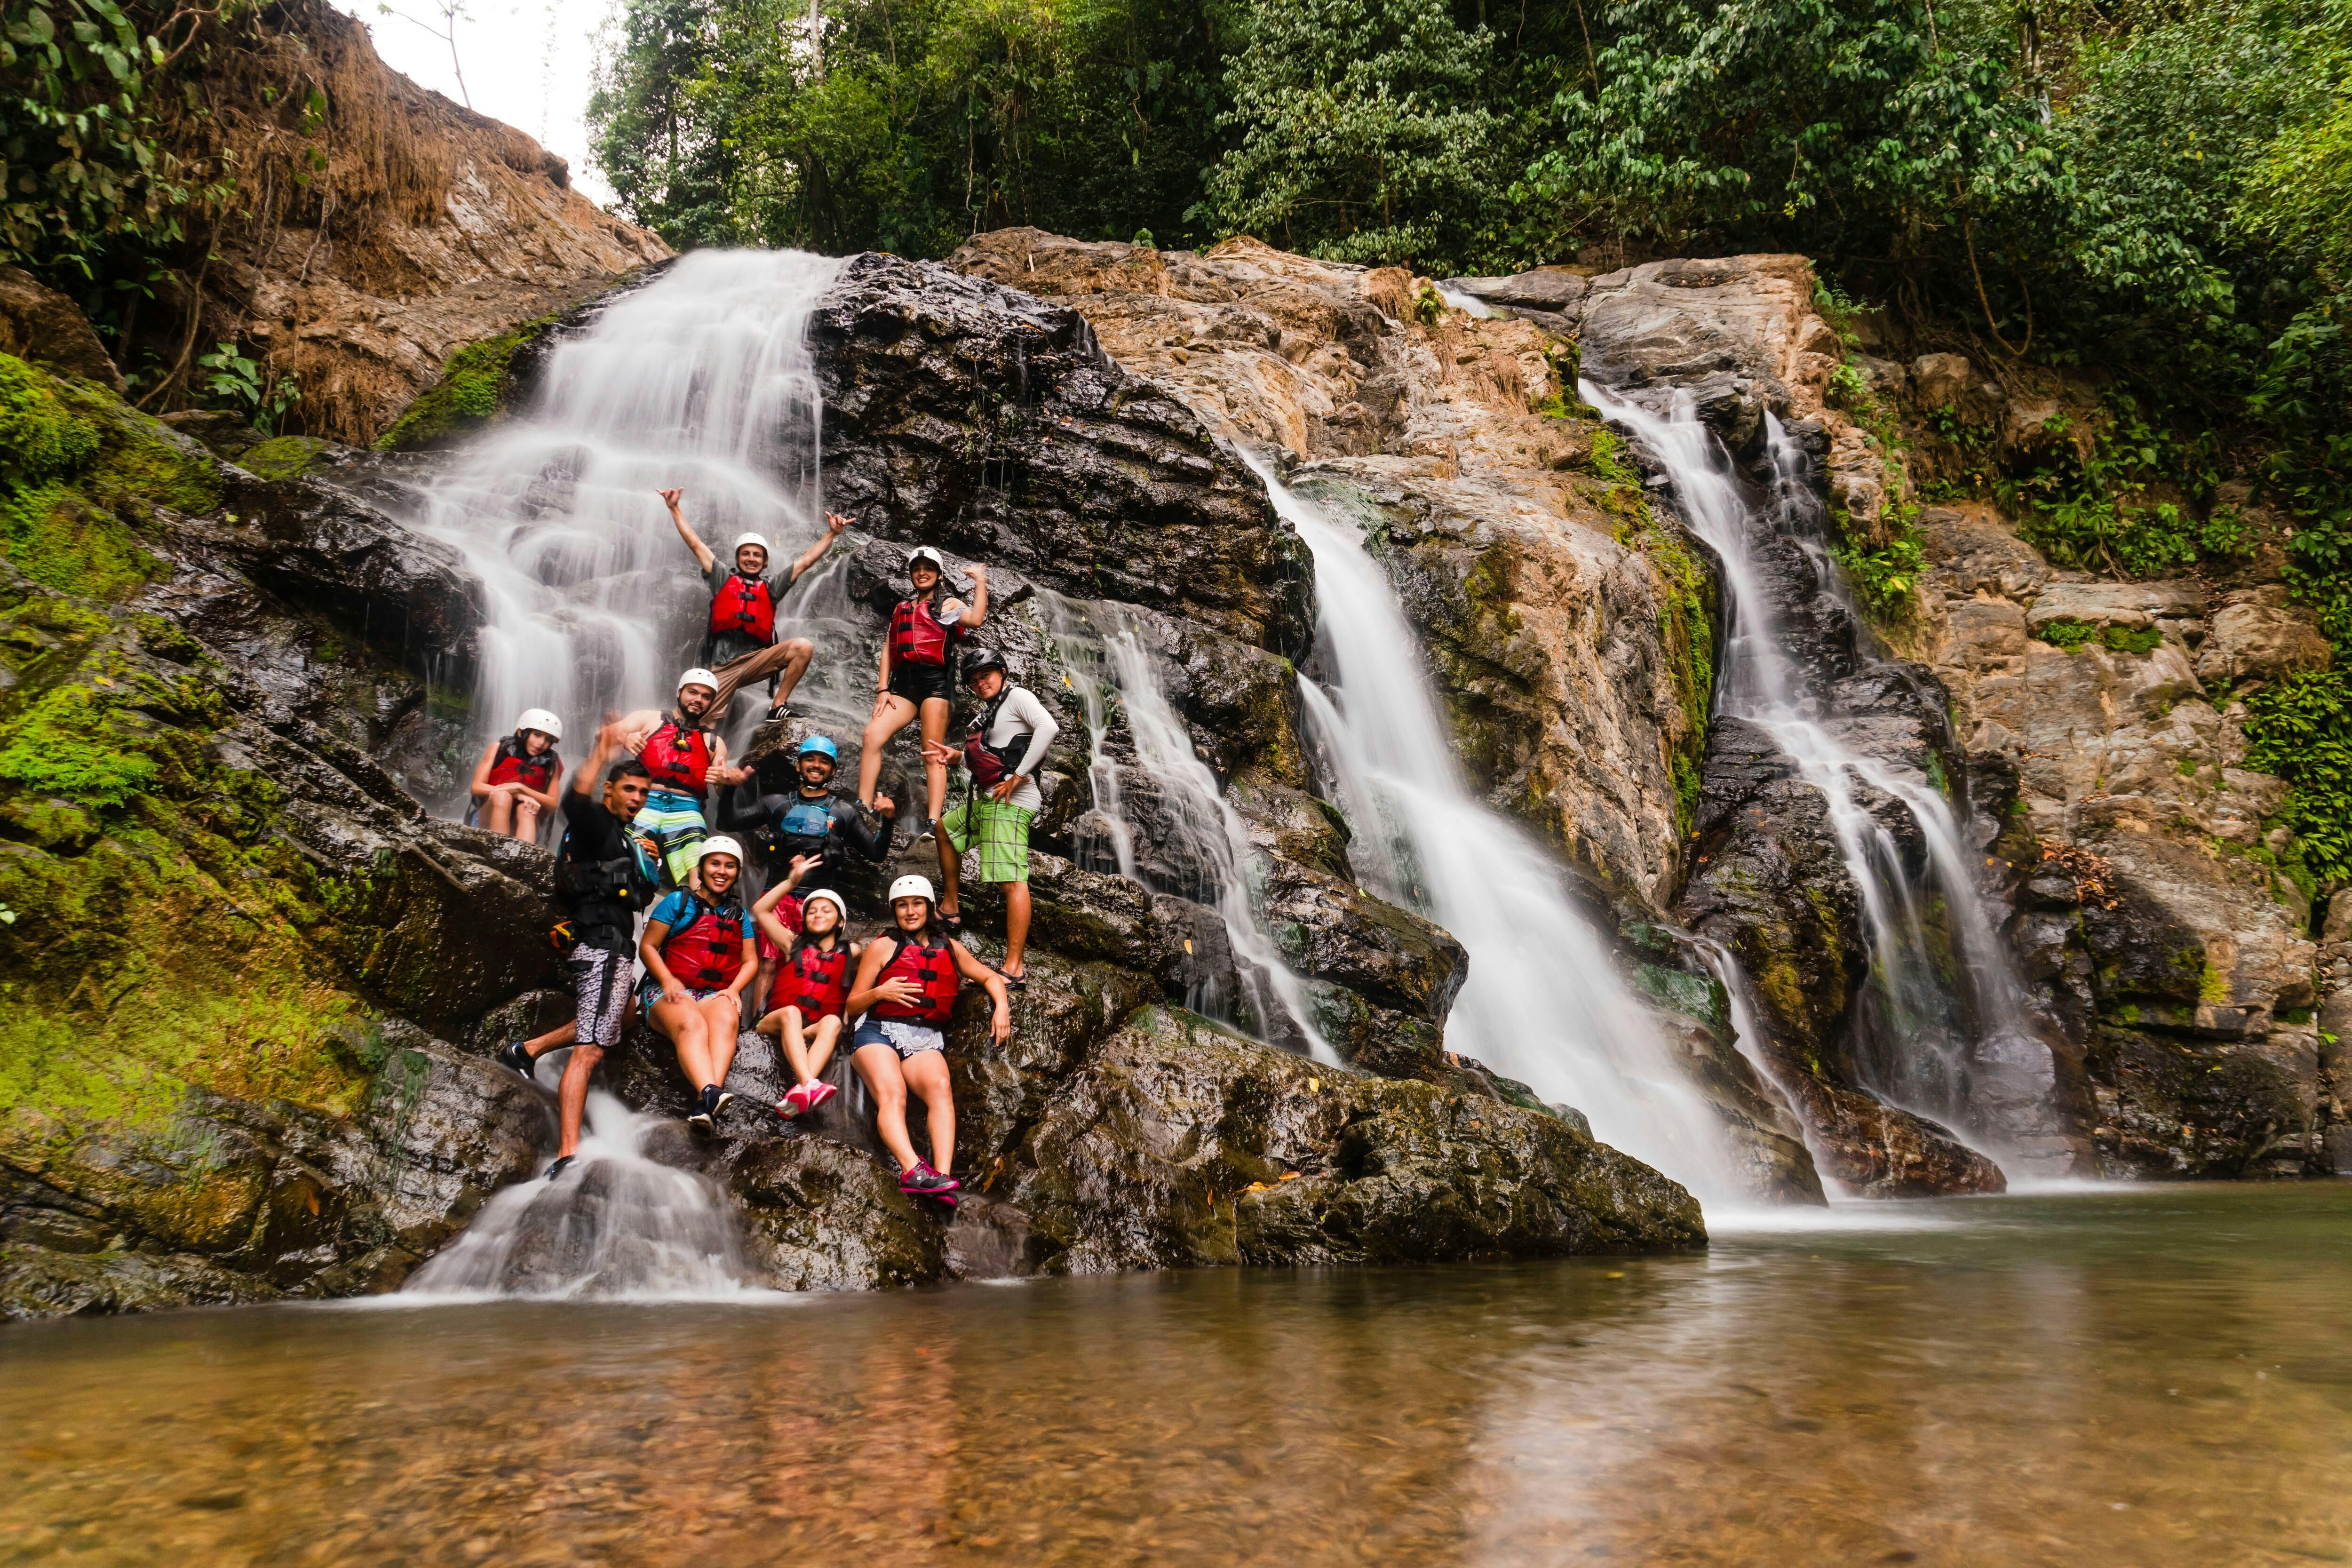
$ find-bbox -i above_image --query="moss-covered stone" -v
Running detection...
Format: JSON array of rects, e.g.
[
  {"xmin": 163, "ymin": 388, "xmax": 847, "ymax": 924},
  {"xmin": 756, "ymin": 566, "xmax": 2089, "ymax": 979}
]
[
  {"xmin": 236, "ymin": 435, "xmax": 335, "ymax": 482},
  {"xmin": 373, "ymin": 315, "xmax": 562, "ymax": 452}
]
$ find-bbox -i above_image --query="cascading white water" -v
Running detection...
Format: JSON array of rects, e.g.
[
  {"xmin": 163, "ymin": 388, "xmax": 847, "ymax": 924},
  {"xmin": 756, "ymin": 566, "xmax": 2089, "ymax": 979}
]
[
  {"xmin": 1037, "ymin": 596, "xmax": 1337, "ymax": 1062},
  {"xmin": 1247, "ymin": 455, "xmax": 1742, "ymax": 1202},
  {"xmin": 1581, "ymin": 382, "xmax": 2054, "ymax": 1166},
  {"xmin": 405, "ymin": 250, "xmax": 855, "ymax": 805},
  {"xmin": 403, "ymin": 1086, "xmax": 762, "ymax": 1301}
]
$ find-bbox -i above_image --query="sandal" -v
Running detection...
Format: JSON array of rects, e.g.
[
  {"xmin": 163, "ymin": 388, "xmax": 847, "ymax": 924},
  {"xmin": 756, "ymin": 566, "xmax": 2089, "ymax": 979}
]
[
  {"xmin": 999, "ymin": 969, "xmax": 1026, "ymax": 992},
  {"xmin": 940, "ymin": 909, "xmax": 964, "ymax": 935}
]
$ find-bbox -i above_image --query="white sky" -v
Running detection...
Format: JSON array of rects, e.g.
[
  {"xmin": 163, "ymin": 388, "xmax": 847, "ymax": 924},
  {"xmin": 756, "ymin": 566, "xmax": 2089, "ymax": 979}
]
[{"xmin": 333, "ymin": 0, "xmax": 620, "ymax": 207}]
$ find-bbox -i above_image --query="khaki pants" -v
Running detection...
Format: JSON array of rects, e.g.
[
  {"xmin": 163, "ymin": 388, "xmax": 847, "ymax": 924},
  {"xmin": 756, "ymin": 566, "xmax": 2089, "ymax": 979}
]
[{"xmin": 709, "ymin": 638, "xmax": 811, "ymax": 720}]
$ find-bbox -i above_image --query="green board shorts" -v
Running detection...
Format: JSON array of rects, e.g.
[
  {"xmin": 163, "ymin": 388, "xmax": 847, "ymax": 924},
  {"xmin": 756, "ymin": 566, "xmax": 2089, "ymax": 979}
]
[
  {"xmin": 633, "ymin": 788, "xmax": 708, "ymax": 886},
  {"xmin": 942, "ymin": 796, "xmax": 1034, "ymax": 884}
]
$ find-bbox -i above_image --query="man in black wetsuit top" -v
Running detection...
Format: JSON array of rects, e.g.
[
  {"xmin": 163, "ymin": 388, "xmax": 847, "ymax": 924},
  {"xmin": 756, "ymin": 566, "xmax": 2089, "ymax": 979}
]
[
  {"xmin": 719, "ymin": 734, "xmax": 893, "ymax": 899},
  {"xmin": 500, "ymin": 719, "xmax": 658, "ymax": 1182}
]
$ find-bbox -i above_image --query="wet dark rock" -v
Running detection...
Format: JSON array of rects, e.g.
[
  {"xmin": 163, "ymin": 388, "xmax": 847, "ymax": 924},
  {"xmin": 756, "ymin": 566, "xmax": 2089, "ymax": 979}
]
[
  {"xmin": 996, "ymin": 1006, "xmax": 1704, "ymax": 1271},
  {"xmin": 809, "ymin": 252, "xmax": 1315, "ymax": 656},
  {"xmin": 1782, "ymin": 1077, "xmax": 2006, "ymax": 1197}
]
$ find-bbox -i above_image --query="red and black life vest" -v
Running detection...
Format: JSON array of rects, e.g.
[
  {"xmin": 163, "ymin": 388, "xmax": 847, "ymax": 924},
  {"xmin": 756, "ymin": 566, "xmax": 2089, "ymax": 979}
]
[
  {"xmin": 659, "ymin": 896, "xmax": 747, "ymax": 990},
  {"xmin": 641, "ymin": 717, "xmax": 715, "ymax": 793},
  {"xmin": 771, "ymin": 941, "xmax": 851, "ymax": 1020},
  {"xmin": 869, "ymin": 933, "xmax": 961, "ymax": 1024},
  {"xmin": 962, "ymin": 692, "xmax": 1028, "ymax": 788},
  {"xmin": 707, "ymin": 572, "xmax": 777, "ymax": 646},
  {"xmin": 487, "ymin": 733, "xmax": 562, "ymax": 793},
  {"xmin": 887, "ymin": 593, "xmax": 961, "ymax": 668}
]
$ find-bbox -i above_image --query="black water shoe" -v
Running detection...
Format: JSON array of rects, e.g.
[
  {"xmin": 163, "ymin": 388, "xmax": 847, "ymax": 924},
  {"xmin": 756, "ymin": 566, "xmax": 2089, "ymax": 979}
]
[
  {"xmin": 500, "ymin": 1040, "xmax": 536, "ymax": 1081},
  {"xmin": 546, "ymin": 1155, "xmax": 576, "ymax": 1182},
  {"xmin": 687, "ymin": 1084, "xmax": 719, "ymax": 1131}
]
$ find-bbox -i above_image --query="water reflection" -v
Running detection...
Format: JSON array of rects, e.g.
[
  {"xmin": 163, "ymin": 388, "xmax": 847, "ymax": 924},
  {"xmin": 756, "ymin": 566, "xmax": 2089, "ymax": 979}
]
[{"xmin": 3, "ymin": 1186, "xmax": 2348, "ymax": 1565}]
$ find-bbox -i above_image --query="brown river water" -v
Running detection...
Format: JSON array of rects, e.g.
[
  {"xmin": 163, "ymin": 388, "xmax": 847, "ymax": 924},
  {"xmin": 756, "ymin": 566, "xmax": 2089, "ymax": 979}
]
[{"xmin": 4, "ymin": 1182, "xmax": 2349, "ymax": 1567}]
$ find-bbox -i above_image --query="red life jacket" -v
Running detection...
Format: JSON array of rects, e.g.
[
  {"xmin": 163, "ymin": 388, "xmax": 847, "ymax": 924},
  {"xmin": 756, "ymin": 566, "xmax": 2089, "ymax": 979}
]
[
  {"xmin": 888, "ymin": 594, "xmax": 960, "ymax": 667},
  {"xmin": 641, "ymin": 717, "xmax": 714, "ymax": 793},
  {"xmin": 962, "ymin": 692, "xmax": 1027, "ymax": 788},
  {"xmin": 487, "ymin": 734, "xmax": 562, "ymax": 793},
  {"xmin": 771, "ymin": 940, "xmax": 851, "ymax": 1020},
  {"xmin": 707, "ymin": 572, "xmax": 776, "ymax": 646},
  {"xmin": 660, "ymin": 897, "xmax": 747, "ymax": 990},
  {"xmin": 869, "ymin": 933, "xmax": 961, "ymax": 1025}
]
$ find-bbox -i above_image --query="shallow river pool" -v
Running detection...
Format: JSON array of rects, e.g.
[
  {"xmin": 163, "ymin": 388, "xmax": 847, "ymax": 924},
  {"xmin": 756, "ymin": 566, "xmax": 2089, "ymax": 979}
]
[{"xmin": 4, "ymin": 1183, "xmax": 2350, "ymax": 1566}]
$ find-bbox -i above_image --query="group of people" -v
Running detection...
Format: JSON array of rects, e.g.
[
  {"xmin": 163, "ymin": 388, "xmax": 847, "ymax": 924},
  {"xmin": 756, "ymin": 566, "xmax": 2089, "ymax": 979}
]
[{"xmin": 477, "ymin": 491, "xmax": 1061, "ymax": 1209}]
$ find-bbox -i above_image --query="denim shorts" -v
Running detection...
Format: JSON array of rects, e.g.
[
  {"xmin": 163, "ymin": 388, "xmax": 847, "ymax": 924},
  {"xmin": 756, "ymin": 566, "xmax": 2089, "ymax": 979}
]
[{"xmin": 852, "ymin": 1019, "xmax": 945, "ymax": 1059}]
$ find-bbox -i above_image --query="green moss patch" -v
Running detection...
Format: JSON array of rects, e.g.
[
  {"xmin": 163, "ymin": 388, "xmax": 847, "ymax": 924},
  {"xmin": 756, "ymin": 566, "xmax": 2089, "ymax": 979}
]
[
  {"xmin": 0, "ymin": 354, "xmax": 220, "ymax": 601},
  {"xmin": 374, "ymin": 315, "xmax": 560, "ymax": 452},
  {"xmin": 2036, "ymin": 618, "xmax": 2164, "ymax": 655},
  {"xmin": 236, "ymin": 435, "xmax": 334, "ymax": 483}
]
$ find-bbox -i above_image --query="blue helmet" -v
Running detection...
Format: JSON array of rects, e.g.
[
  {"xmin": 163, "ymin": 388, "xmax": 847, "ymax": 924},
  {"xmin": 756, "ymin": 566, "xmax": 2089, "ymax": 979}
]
[{"xmin": 797, "ymin": 734, "xmax": 839, "ymax": 762}]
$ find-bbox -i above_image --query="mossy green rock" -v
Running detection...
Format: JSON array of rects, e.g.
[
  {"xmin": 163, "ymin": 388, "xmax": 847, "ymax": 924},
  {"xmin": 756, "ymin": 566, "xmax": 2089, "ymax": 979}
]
[{"xmin": 373, "ymin": 315, "xmax": 563, "ymax": 453}]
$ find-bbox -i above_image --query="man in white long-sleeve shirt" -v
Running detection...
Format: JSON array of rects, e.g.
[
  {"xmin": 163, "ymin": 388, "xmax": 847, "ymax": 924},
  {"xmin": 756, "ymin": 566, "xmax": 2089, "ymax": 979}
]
[{"xmin": 923, "ymin": 647, "xmax": 1059, "ymax": 986}]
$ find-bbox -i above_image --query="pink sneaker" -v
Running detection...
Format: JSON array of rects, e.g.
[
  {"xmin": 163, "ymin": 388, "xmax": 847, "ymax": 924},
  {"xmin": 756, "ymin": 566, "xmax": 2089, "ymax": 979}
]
[
  {"xmin": 802, "ymin": 1081, "xmax": 838, "ymax": 1114},
  {"xmin": 775, "ymin": 1083, "xmax": 811, "ymax": 1119}
]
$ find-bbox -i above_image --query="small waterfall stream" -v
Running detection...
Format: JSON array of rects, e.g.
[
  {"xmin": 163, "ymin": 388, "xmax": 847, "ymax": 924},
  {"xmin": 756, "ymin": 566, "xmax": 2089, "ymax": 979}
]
[
  {"xmin": 406, "ymin": 250, "xmax": 854, "ymax": 786},
  {"xmin": 1246, "ymin": 456, "xmax": 1742, "ymax": 1202},
  {"xmin": 1582, "ymin": 382, "xmax": 2057, "ymax": 1171}
]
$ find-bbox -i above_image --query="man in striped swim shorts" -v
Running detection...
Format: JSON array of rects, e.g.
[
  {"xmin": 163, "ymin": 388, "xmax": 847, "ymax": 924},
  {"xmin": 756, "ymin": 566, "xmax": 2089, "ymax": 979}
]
[{"xmin": 615, "ymin": 669, "xmax": 753, "ymax": 887}]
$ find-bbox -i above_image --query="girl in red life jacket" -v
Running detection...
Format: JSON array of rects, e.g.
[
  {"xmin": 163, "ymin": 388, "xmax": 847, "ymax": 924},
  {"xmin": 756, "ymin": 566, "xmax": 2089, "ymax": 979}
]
[
  {"xmin": 468, "ymin": 708, "xmax": 566, "ymax": 843},
  {"xmin": 751, "ymin": 868, "xmax": 862, "ymax": 1120},
  {"xmin": 857, "ymin": 546, "xmax": 990, "ymax": 845},
  {"xmin": 639, "ymin": 836, "xmax": 760, "ymax": 1130},
  {"xmin": 842, "ymin": 874, "xmax": 1010, "ymax": 1202}
]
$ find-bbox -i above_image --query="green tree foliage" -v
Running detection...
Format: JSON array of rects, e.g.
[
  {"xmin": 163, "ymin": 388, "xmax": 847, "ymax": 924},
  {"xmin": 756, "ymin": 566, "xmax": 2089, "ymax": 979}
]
[
  {"xmin": 1191, "ymin": 0, "xmax": 1502, "ymax": 269},
  {"xmin": 587, "ymin": 0, "xmax": 1242, "ymax": 255}
]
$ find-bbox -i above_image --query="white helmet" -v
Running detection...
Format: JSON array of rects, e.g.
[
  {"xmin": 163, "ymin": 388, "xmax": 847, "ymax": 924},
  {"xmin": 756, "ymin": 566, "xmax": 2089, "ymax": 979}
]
[
  {"xmin": 515, "ymin": 707, "xmax": 562, "ymax": 741},
  {"xmin": 698, "ymin": 836, "xmax": 745, "ymax": 866},
  {"xmin": 887, "ymin": 874, "xmax": 937, "ymax": 905},
  {"xmin": 732, "ymin": 532, "xmax": 770, "ymax": 558},
  {"xmin": 802, "ymin": 889, "xmax": 847, "ymax": 923},
  {"xmin": 677, "ymin": 667, "xmax": 719, "ymax": 696},
  {"xmin": 905, "ymin": 545, "xmax": 947, "ymax": 574}
]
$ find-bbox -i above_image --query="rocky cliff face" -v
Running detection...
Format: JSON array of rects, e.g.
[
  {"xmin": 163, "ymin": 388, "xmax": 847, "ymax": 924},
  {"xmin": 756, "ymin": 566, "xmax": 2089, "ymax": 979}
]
[{"xmin": 0, "ymin": 245, "xmax": 1705, "ymax": 1316}]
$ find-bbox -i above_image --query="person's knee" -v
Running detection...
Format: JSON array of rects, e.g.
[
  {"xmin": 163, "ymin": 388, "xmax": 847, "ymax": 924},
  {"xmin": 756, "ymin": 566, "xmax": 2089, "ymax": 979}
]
[{"xmin": 786, "ymin": 638, "xmax": 813, "ymax": 663}]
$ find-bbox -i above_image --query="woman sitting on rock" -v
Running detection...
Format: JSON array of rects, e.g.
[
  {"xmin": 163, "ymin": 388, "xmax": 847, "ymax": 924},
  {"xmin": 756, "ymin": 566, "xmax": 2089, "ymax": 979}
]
[
  {"xmin": 857, "ymin": 546, "xmax": 987, "ymax": 843},
  {"xmin": 749, "ymin": 870, "xmax": 859, "ymax": 1120},
  {"xmin": 469, "ymin": 708, "xmax": 564, "ymax": 841},
  {"xmin": 639, "ymin": 836, "xmax": 758, "ymax": 1130},
  {"xmin": 842, "ymin": 874, "xmax": 1010, "ymax": 1203}
]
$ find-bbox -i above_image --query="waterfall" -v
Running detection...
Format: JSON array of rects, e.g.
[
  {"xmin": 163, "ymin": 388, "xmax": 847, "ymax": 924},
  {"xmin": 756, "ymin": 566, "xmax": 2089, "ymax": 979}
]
[
  {"xmin": 404, "ymin": 250, "xmax": 854, "ymax": 801},
  {"xmin": 403, "ymin": 1088, "xmax": 760, "ymax": 1301},
  {"xmin": 1582, "ymin": 382, "xmax": 2055, "ymax": 1170},
  {"xmin": 1244, "ymin": 456, "xmax": 1742, "ymax": 1202},
  {"xmin": 1037, "ymin": 597, "xmax": 1337, "ymax": 1062}
]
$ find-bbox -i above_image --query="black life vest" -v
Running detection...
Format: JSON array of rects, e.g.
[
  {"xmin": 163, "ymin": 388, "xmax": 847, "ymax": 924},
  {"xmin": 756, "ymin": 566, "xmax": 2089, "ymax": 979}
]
[
  {"xmin": 888, "ymin": 592, "xmax": 960, "ymax": 667},
  {"xmin": 659, "ymin": 896, "xmax": 747, "ymax": 990},
  {"xmin": 771, "ymin": 941, "xmax": 851, "ymax": 1019},
  {"xmin": 707, "ymin": 571, "xmax": 776, "ymax": 645},
  {"xmin": 641, "ymin": 717, "xmax": 715, "ymax": 793},
  {"xmin": 487, "ymin": 733, "xmax": 562, "ymax": 793},
  {"xmin": 551, "ymin": 825, "xmax": 656, "ymax": 914},
  {"xmin": 869, "ymin": 932, "xmax": 961, "ymax": 1025},
  {"xmin": 962, "ymin": 691, "xmax": 1033, "ymax": 788}
]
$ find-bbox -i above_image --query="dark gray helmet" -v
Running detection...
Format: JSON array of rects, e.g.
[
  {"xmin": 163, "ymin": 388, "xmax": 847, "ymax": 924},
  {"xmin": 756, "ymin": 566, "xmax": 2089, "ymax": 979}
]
[{"xmin": 961, "ymin": 647, "xmax": 1008, "ymax": 686}]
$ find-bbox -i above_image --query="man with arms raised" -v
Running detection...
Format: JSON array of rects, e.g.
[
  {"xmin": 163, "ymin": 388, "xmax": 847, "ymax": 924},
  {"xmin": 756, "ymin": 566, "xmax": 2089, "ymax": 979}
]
[{"xmin": 660, "ymin": 487, "xmax": 847, "ymax": 722}]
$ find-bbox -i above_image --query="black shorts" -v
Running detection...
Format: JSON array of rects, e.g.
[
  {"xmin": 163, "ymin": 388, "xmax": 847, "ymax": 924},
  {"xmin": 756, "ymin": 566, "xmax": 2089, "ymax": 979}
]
[{"xmin": 889, "ymin": 662, "xmax": 954, "ymax": 705}]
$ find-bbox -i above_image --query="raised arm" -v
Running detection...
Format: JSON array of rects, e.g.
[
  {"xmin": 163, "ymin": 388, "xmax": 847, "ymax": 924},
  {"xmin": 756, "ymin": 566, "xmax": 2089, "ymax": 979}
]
[
  {"xmin": 570, "ymin": 718, "xmax": 626, "ymax": 798},
  {"xmin": 661, "ymin": 488, "xmax": 716, "ymax": 574},
  {"xmin": 787, "ymin": 511, "xmax": 851, "ymax": 585},
  {"xmin": 956, "ymin": 564, "xmax": 989, "ymax": 629}
]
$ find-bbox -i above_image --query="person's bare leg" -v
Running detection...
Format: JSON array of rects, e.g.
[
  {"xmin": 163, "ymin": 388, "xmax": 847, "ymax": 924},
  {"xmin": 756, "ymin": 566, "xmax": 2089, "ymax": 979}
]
[
  {"xmin": 1003, "ymin": 880, "xmax": 1031, "ymax": 977},
  {"xmin": 779, "ymin": 1007, "xmax": 818, "ymax": 1085},
  {"xmin": 555, "ymin": 1042, "xmax": 606, "ymax": 1159},
  {"xmin": 768, "ymin": 638, "xmax": 814, "ymax": 709},
  {"xmin": 859, "ymin": 695, "xmax": 918, "ymax": 806},
  {"xmin": 918, "ymin": 696, "xmax": 951, "ymax": 825},
  {"xmin": 653, "ymin": 999, "xmax": 715, "ymax": 1089},
  {"xmin": 699, "ymin": 994, "xmax": 742, "ymax": 1086},
  {"xmin": 852, "ymin": 1043, "xmax": 920, "ymax": 1171},
  {"xmin": 901, "ymin": 1050, "xmax": 955, "ymax": 1174},
  {"xmin": 524, "ymin": 1019, "xmax": 578, "ymax": 1058},
  {"xmin": 483, "ymin": 789, "xmax": 514, "ymax": 835},
  {"xmin": 806, "ymin": 1014, "xmax": 842, "ymax": 1079},
  {"xmin": 936, "ymin": 825, "xmax": 962, "ymax": 917},
  {"xmin": 513, "ymin": 796, "xmax": 542, "ymax": 843}
]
